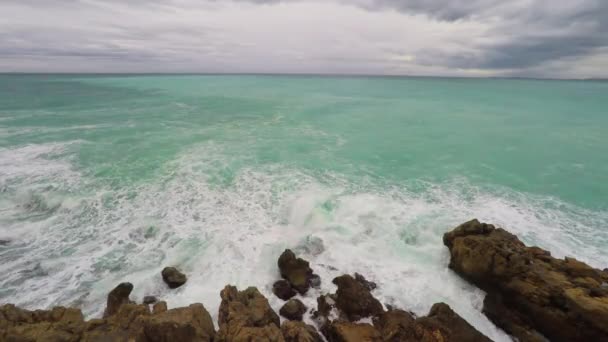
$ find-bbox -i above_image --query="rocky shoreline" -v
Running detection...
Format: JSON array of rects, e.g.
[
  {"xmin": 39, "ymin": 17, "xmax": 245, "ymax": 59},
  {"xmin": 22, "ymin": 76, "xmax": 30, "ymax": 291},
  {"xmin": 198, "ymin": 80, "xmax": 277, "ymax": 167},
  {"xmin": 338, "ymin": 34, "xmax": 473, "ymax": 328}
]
[{"xmin": 2, "ymin": 219, "xmax": 607, "ymax": 341}]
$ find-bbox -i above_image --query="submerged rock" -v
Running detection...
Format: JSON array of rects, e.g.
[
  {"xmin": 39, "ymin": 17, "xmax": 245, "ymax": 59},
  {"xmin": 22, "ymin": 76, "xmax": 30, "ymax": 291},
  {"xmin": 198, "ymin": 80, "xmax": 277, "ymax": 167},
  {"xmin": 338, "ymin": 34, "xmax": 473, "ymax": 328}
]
[
  {"xmin": 216, "ymin": 285, "xmax": 283, "ymax": 341},
  {"xmin": 278, "ymin": 249, "xmax": 314, "ymax": 294},
  {"xmin": 161, "ymin": 266, "xmax": 188, "ymax": 289},
  {"xmin": 444, "ymin": 219, "xmax": 608, "ymax": 342},
  {"xmin": 103, "ymin": 282, "xmax": 134, "ymax": 318},
  {"xmin": 332, "ymin": 274, "xmax": 384, "ymax": 321},
  {"xmin": 143, "ymin": 295, "xmax": 158, "ymax": 305},
  {"xmin": 273, "ymin": 279, "xmax": 297, "ymax": 300},
  {"xmin": 280, "ymin": 298, "xmax": 307, "ymax": 321}
]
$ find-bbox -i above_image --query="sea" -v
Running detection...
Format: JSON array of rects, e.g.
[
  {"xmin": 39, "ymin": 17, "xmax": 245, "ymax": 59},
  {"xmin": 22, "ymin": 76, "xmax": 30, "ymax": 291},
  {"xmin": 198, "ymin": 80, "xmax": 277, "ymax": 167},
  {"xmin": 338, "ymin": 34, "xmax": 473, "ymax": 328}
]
[{"xmin": 1, "ymin": 74, "xmax": 607, "ymax": 341}]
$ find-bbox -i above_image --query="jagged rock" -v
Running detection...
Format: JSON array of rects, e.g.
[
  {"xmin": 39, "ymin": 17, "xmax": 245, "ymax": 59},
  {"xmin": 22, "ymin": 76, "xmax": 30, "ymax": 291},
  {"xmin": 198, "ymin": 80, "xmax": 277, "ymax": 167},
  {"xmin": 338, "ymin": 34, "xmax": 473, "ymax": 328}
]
[
  {"xmin": 103, "ymin": 282, "xmax": 134, "ymax": 318},
  {"xmin": 332, "ymin": 274, "xmax": 384, "ymax": 321},
  {"xmin": 278, "ymin": 249, "xmax": 314, "ymax": 294},
  {"xmin": 373, "ymin": 309, "xmax": 417, "ymax": 341},
  {"xmin": 143, "ymin": 296, "xmax": 158, "ymax": 305},
  {"xmin": 354, "ymin": 273, "xmax": 377, "ymax": 291},
  {"xmin": 0, "ymin": 304, "xmax": 85, "ymax": 342},
  {"xmin": 444, "ymin": 219, "xmax": 608, "ymax": 342},
  {"xmin": 373, "ymin": 304, "xmax": 491, "ymax": 342},
  {"xmin": 312, "ymin": 294, "xmax": 337, "ymax": 337},
  {"xmin": 273, "ymin": 279, "xmax": 297, "ymax": 300},
  {"xmin": 327, "ymin": 321, "xmax": 381, "ymax": 342},
  {"xmin": 161, "ymin": 267, "xmax": 187, "ymax": 289},
  {"xmin": 281, "ymin": 321, "xmax": 324, "ymax": 342},
  {"xmin": 280, "ymin": 299, "xmax": 307, "ymax": 321},
  {"xmin": 416, "ymin": 303, "xmax": 492, "ymax": 342},
  {"xmin": 216, "ymin": 285, "xmax": 283, "ymax": 341}
]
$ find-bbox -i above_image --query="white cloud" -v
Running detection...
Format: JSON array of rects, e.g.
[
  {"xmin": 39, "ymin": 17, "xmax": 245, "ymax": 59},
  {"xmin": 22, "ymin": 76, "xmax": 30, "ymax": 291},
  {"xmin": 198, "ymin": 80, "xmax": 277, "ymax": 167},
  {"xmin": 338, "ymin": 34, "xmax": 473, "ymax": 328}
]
[{"xmin": 0, "ymin": 0, "xmax": 606, "ymax": 78}]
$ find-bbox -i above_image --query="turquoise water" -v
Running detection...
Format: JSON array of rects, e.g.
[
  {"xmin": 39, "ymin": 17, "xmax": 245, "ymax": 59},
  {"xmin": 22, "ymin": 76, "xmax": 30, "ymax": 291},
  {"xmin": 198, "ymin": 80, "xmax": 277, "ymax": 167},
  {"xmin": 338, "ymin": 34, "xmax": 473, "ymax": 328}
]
[{"xmin": 1, "ymin": 74, "xmax": 607, "ymax": 340}]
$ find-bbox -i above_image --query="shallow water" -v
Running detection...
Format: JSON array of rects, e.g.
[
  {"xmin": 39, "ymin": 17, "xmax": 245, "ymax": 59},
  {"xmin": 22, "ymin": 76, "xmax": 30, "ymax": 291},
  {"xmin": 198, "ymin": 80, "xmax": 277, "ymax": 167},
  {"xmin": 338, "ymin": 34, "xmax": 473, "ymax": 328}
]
[{"xmin": 1, "ymin": 74, "xmax": 607, "ymax": 341}]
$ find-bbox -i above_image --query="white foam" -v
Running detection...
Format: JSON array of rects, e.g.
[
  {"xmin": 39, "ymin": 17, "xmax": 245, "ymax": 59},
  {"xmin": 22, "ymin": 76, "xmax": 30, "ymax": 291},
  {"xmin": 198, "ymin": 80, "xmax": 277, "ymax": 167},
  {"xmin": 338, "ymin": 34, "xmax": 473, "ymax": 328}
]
[{"xmin": 2, "ymin": 142, "xmax": 607, "ymax": 342}]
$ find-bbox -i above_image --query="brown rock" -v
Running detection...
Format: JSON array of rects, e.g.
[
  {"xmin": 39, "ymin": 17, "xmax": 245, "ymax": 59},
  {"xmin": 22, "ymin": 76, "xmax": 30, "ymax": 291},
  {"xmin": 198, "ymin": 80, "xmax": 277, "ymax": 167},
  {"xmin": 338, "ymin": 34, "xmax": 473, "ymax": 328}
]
[
  {"xmin": 0, "ymin": 304, "xmax": 85, "ymax": 342},
  {"xmin": 354, "ymin": 273, "xmax": 377, "ymax": 291},
  {"xmin": 444, "ymin": 219, "xmax": 608, "ymax": 342},
  {"xmin": 332, "ymin": 274, "xmax": 384, "ymax": 321},
  {"xmin": 153, "ymin": 301, "xmax": 168, "ymax": 315},
  {"xmin": 143, "ymin": 303, "xmax": 215, "ymax": 342},
  {"xmin": 161, "ymin": 267, "xmax": 187, "ymax": 289},
  {"xmin": 103, "ymin": 282, "xmax": 134, "ymax": 318},
  {"xmin": 280, "ymin": 299, "xmax": 307, "ymax": 321},
  {"xmin": 216, "ymin": 285, "xmax": 283, "ymax": 341},
  {"xmin": 416, "ymin": 303, "xmax": 492, "ymax": 342},
  {"xmin": 281, "ymin": 320, "xmax": 323, "ymax": 342},
  {"xmin": 278, "ymin": 249, "xmax": 314, "ymax": 294},
  {"xmin": 328, "ymin": 321, "xmax": 381, "ymax": 342},
  {"xmin": 273, "ymin": 279, "xmax": 297, "ymax": 300},
  {"xmin": 373, "ymin": 309, "xmax": 417, "ymax": 341}
]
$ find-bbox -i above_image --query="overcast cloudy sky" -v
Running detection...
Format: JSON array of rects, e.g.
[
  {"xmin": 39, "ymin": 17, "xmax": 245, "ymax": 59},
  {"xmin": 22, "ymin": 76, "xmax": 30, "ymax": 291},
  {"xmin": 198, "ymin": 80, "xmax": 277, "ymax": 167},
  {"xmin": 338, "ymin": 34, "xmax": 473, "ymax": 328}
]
[{"xmin": 1, "ymin": 0, "xmax": 607, "ymax": 78}]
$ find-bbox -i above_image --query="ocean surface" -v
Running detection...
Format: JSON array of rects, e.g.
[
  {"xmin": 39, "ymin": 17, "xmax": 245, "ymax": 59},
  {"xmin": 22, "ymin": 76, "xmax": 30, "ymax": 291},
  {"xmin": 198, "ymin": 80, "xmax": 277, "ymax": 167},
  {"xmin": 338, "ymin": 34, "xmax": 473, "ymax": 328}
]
[{"xmin": 1, "ymin": 74, "xmax": 607, "ymax": 340}]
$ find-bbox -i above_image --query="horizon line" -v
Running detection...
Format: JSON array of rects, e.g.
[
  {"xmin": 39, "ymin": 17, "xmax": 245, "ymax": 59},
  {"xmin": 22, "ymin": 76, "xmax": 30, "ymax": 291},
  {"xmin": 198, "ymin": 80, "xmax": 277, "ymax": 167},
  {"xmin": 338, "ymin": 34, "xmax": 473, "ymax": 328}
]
[{"xmin": 0, "ymin": 71, "xmax": 605, "ymax": 82}]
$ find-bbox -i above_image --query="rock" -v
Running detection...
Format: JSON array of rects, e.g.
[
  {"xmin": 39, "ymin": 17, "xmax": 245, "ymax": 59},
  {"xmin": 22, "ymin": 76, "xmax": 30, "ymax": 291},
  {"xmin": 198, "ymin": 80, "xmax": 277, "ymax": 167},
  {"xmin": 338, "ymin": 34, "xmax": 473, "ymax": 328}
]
[
  {"xmin": 373, "ymin": 309, "xmax": 417, "ymax": 341},
  {"xmin": 273, "ymin": 279, "xmax": 297, "ymax": 300},
  {"xmin": 161, "ymin": 267, "xmax": 187, "ymax": 289},
  {"xmin": 143, "ymin": 303, "xmax": 216, "ymax": 341},
  {"xmin": 103, "ymin": 282, "xmax": 134, "ymax": 318},
  {"xmin": 216, "ymin": 285, "xmax": 283, "ymax": 341},
  {"xmin": 0, "ymin": 239, "xmax": 10, "ymax": 246},
  {"xmin": 278, "ymin": 249, "xmax": 314, "ymax": 294},
  {"xmin": 332, "ymin": 274, "xmax": 384, "ymax": 321},
  {"xmin": 0, "ymin": 304, "xmax": 85, "ymax": 342},
  {"xmin": 327, "ymin": 321, "xmax": 381, "ymax": 342},
  {"xmin": 444, "ymin": 219, "xmax": 608, "ymax": 342},
  {"xmin": 312, "ymin": 294, "xmax": 337, "ymax": 337},
  {"xmin": 309, "ymin": 274, "xmax": 322, "ymax": 289},
  {"xmin": 372, "ymin": 304, "xmax": 491, "ymax": 342},
  {"xmin": 143, "ymin": 296, "xmax": 158, "ymax": 305},
  {"xmin": 354, "ymin": 273, "xmax": 377, "ymax": 291},
  {"xmin": 280, "ymin": 299, "xmax": 307, "ymax": 321},
  {"xmin": 416, "ymin": 303, "xmax": 492, "ymax": 342},
  {"xmin": 153, "ymin": 301, "xmax": 168, "ymax": 314},
  {"xmin": 281, "ymin": 320, "xmax": 324, "ymax": 342}
]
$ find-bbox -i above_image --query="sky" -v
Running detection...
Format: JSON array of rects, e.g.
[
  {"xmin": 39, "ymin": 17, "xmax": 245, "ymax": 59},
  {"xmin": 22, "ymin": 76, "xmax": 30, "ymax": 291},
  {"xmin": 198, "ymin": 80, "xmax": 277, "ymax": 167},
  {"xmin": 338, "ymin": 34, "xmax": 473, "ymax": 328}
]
[{"xmin": 1, "ymin": 0, "xmax": 607, "ymax": 78}]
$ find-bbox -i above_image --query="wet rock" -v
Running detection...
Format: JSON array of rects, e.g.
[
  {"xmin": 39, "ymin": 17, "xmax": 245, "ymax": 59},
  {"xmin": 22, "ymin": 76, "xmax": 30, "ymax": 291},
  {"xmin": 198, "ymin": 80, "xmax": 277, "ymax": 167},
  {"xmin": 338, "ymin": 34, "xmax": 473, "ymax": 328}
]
[
  {"xmin": 216, "ymin": 285, "xmax": 283, "ymax": 341},
  {"xmin": 327, "ymin": 321, "xmax": 381, "ymax": 342},
  {"xmin": 0, "ymin": 239, "xmax": 10, "ymax": 246},
  {"xmin": 312, "ymin": 294, "xmax": 337, "ymax": 337},
  {"xmin": 416, "ymin": 303, "xmax": 492, "ymax": 342},
  {"xmin": 372, "ymin": 304, "xmax": 492, "ymax": 342},
  {"xmin": 278, "ymin": 249, "xmax": 314, "ymax": 294},
  {"xmin": 444, "ymin": 219, "xmax": 608, "ymax": 342},
  {"xmin": 281, "ymin": 320, "xmax": 324, "ymax": 342},
  {"xmin": 273, "ymin": 279, "xmax": 297, "ymax": 300},
  {"xmin": 161, "ymin": 266, "xmax": 187, "ymax": 289},
  {"xmin": 309, "ymin": 274, "xmax": 322, "ymax": 288},
  {"xmin": 143, "ymin": 296, "xmax": 158, "ymax": 305},
  {"xmin": 354, "ymin": 273, "xmax": 377, "ymax": 291},
  {"xmin": 373, "ymin": 309, "xmax": 417, "ymax": 341},
  {"xmin": 103, "ymin": 282, "xmax": 134, "ymax": 318},
  {"xmin": 280, "ymin": 299, "xmax": 307, "ymax": 321},
  {"xmin": 332, "ymin": 274, "xmax": 384, "ymax": 321}
]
